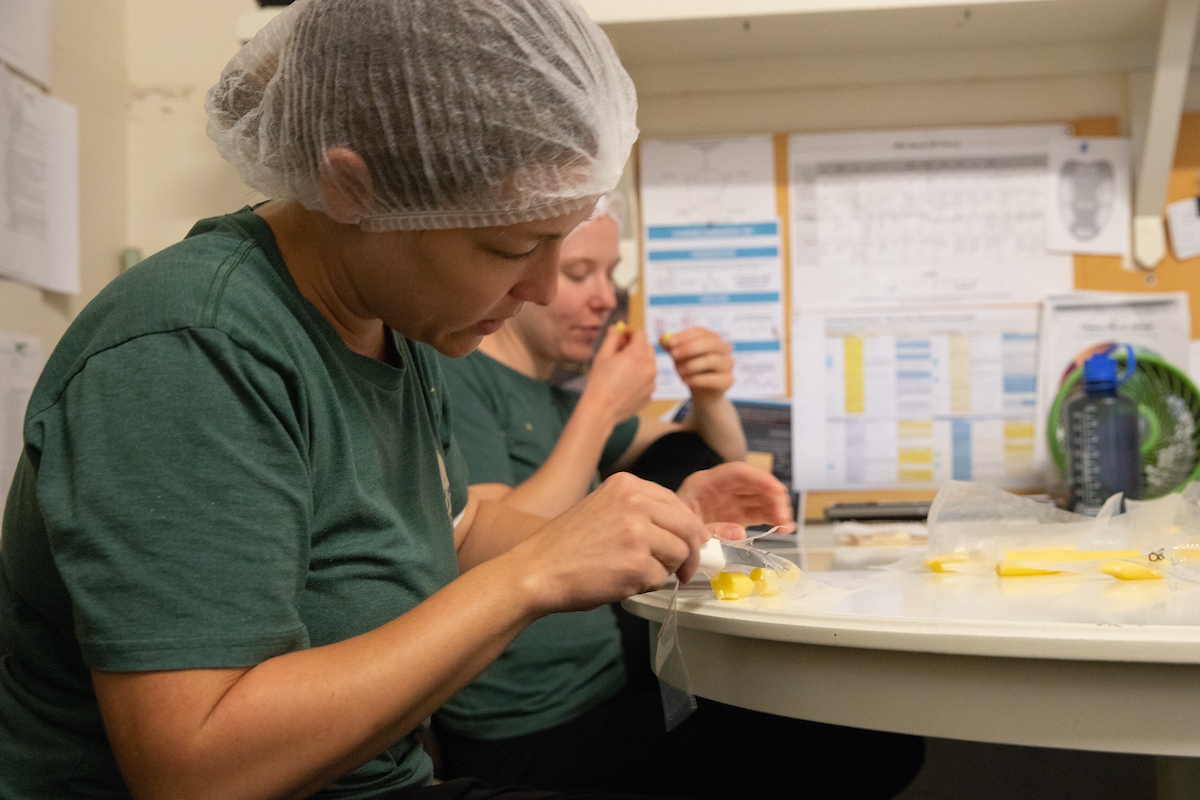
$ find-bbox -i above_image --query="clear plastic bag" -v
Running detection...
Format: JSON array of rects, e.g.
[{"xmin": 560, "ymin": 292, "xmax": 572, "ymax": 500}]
[
  {"xmin": 654, "ymin": 582, "xmax": 697, "ymax": 732},
  {"xmin": 654, "ymin": 528, "xmax": 804, "ymax": 730},
  {"xmin": 924, "ymin": 480, "xmax": 1200, "ymax": 582},
  {"xmin": 699, "ymin": 528, "xmax": 804, "ymax": 601}
]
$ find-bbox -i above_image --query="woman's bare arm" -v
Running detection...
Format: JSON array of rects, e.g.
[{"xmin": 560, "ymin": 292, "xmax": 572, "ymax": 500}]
[{"xmin": 94, "ymin": 474, "xmax": 708, "ymax": 800}]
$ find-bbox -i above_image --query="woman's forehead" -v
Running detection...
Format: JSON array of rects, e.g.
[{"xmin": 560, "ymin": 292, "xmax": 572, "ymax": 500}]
[{"xmin": 480, "ymin": 204, "xmax": 599, "ymax": 241}]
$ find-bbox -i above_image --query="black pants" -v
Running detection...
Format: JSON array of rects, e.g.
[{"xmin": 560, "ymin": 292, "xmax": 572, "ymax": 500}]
[
  {"xmin": 383, "ymin": 777, "xmax": 681, "ymax": 800},
  {"xmin": 434, "ymin": 675, "xmax": 924, "ymax": 800},
  {"xmin": 432, "ymin": 433, "xmax": 925, "ymax": 798}
]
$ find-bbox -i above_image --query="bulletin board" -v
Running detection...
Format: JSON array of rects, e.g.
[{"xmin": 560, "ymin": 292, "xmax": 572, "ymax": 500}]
[
  {"xmin": 1074, "ymin": 114, "xmax": 1200, "ymax": 339},
  {"xmin": 631, "ymin": 116, "xmax": 1200, "ymax": 519}
]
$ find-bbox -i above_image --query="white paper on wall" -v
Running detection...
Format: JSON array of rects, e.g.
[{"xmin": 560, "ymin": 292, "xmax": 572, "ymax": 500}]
[
  {"xmin": 788, "ymin": 125, "xmax": 1073, "ymax": 311},
  {"xmin": 639, "ymin": 136, "xmax": 786, "ymax": 399},
  {"xmin": 1035, "ymin": 292, "xmax": 1191, "ymax": 470},
  {"xmin": 0, "ymin": 69, "xmax": 79, "ymax": 294},
  {"xmin": 791, "ymin": 307, "xmax": 1042, "ymax": 492},
  {"xmin": 1167, "ymin": 196, "xmax": 1200, "ymax": 262},
  {"xmin": 1045, "ymin": 136, "xmax": 1131, "ymax": 257},
  {"xmin": 0, "ymin": 0, "xmax": 52, "ymax": 87}
]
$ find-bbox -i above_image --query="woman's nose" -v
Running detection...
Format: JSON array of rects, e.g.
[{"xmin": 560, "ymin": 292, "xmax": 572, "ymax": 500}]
[
  {"xmin": 589, "ymin": 275, "xmax": 617, "ymax": 312},
  {"xmin": 510, "ymin": 248, "xmax": 560, "ymax": 306}
]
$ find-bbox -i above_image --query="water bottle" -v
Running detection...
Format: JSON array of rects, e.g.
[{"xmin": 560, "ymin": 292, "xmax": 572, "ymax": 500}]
[{"xmin": 1065, "ymin": 345, "xmax": 1141, "ymax": 515}]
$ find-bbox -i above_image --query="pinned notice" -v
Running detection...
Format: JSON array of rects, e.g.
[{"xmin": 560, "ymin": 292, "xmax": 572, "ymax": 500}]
[
  {"xmin": 1045, "ymin": 136, "xmax": 1131, "ymax": 257},
  {"xmin": 1166, "ymin": 196, "xmax": 1200, "ymax": 262}
]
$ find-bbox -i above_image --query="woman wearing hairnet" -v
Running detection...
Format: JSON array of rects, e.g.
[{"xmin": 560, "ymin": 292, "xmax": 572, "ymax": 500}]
[
  {"xmin": 0, "ymin": 1, "xmax": 791, "ymax": 798},
  {"xmin": 431, "ymin": 197, "xmax": 924, "ymax": 800}
]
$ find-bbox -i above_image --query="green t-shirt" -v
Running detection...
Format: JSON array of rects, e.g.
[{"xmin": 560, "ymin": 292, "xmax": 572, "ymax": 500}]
[
  {"xmin": 433, "ymin": 350, "xmax": 637, "ymax": 739},
  {"xmin": 0, "ymin": 209, "xmax": 469, "ymax": 799}
]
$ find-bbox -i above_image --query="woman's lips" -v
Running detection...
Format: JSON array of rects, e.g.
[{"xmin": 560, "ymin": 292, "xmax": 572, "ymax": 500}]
[{"xmin": 474, "ymin": 318, "xmax": 507, "ymax": 335}]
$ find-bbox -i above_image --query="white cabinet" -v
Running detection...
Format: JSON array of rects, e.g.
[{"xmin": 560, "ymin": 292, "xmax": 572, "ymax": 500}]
[
  {"xmin": 584, "ymin": 0, "xmax": 1196, "ymax": 268},
  {"xmin": 586, "ymin": 0, "xmax": 1169, "ymax": 100}
]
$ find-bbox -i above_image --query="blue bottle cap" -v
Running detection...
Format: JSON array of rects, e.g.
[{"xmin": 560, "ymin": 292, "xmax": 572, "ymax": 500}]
[{"xmin": 1082, "ymin": 350, "xmax": 1120, "ymax": 393}]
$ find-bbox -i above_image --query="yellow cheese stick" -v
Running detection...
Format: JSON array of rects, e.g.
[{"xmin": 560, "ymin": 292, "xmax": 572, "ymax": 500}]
[
  {"xmin": 1004, "ymin": 546, "xmax": 1077, "ymax": 557},
  {"xmin": 996, "ymin": 561, "xmax": 1063, "ymax": 577},
  {"xmin": 1098, "ymin": 560, "xmax": 1163, "ymax": 581},
  {"xmin": 1004, "ymin": 548, "xmax": 1140, "ymax": 562},
  {"xmin": 925, "ymin": 554, "xmax": 968, "ymax": 573}
]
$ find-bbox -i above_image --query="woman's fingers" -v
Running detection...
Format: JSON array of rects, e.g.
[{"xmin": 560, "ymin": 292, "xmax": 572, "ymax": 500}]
[
  {"xmin": 586, "ymin": 329, "xmax": 657, "ymax": 420},
  {"xmin": 516, "ymin": 473, "xmax": 710, "ymax": 611},
  {"xmin": 707, "ymin": 521, "xmax": 746, "ymax": 541},
  {"xmin": 663, "ymin": 327, "xmax": 729, "ymax": 360},
  {"xmin": 677, "ymin": 463, "xmax": 794, "ymax": 528},
  {"xmin": 663, "ymin": 328, "xmax": 735, "ymax": 391}
]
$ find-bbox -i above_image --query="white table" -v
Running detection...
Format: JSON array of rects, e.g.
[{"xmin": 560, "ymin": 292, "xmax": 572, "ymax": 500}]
[{"xmin": 622, "ymin": 540, "xmax": 1200, "ymax": 798}]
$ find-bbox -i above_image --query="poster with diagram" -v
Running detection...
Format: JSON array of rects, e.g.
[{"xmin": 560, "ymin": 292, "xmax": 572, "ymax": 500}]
[
  {"xmin": 1045, "ymin": 136, "xmax": 1131, "ymax": 256},
  {"xmin": 638, "ymin": 135, "xmax": 786, "ymax": 399}
]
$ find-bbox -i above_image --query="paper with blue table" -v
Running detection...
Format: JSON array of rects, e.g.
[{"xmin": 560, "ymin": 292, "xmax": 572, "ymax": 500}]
[{"xmin": 638, "ymin": 135, "xmax": 786, "ymax": 399}]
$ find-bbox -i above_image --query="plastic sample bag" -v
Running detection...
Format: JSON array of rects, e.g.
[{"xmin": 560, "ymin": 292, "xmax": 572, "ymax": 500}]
[
  {"xmin": 654, "ymin": 529, "xmax": 804, "ymax": 730},
  {"xmin": 923, "ymin": 480, "xmax": 1200, "ymax": 582}
]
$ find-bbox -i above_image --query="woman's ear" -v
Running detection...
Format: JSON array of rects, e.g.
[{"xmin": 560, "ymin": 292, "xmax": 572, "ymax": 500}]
[{"xmin": 318, "ymin": 147, "xmax": 374, "ymax": 224}]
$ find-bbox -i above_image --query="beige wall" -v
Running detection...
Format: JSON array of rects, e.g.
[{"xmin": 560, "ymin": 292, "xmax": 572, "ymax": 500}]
[
  {"xmin": 0, "ymin": 0, "xmax": 127, "ymax": 348},
  {"xmin": 0, "ymin": 1, "xmax": 259, "ymax": 355},
  {"xmin": 126, "ymin": 0, "xmax": 260, "ymax": 261},
  {"xmin": 6, "ymin": 2, "xmax": 1200, "ymax": 353}
]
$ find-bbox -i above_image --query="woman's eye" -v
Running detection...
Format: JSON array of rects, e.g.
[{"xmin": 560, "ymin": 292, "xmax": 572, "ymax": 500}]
[{"xmin": 494, "ymin": 247, "xmax": 537, "ymax": 260}]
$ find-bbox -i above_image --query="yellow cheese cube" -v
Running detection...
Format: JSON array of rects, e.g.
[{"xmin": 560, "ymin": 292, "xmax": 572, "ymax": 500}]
[
  {"xmin": 749, "ymin": 568, "xmax": 780, "ymax": 596},
  {"xmin": 710, "ymin": 571, "xmax": 754, "ymax": 600}
]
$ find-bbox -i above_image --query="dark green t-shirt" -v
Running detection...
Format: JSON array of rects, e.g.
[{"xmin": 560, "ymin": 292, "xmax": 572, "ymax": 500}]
[
  {"xmin": 433, "ymin": 350, "xmax": 637, "ymax": 739},
  {"xmin": 0, "ymin": 209, "xmax": 468, "ymax": 799}
]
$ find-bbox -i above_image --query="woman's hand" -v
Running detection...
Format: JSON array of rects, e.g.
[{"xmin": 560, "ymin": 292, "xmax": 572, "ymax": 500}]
[
  {"xmin": 580, "ymin": 323, "xmax": 657, "ymax": 425},
  {"xmin": 676, "ymin": 462, "xmax": 794, "ymax": 532},
  {"xmin": 504, "ymin": 472, "xmax": 711, "ymax": 613},
  {"xmin": 661, "ymin": 327, "xmax": 734, "ymax": 401}
]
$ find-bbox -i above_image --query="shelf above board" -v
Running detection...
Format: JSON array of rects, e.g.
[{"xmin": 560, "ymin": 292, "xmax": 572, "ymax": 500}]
[{"xmin": 585, "ymin": 0, "xmax": 1167, "ymax": 70}]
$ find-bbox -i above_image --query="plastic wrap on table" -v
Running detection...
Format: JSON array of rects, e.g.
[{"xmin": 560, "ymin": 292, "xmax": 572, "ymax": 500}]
[{"xmin": 924, "ymin": 479, "xmax": 1200, "ymax": 583}]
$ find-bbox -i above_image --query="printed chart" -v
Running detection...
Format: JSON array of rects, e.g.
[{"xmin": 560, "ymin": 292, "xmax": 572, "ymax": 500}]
[{"xmin": 791, "ymin": 308, "xmax": 1042, "ymax": 490}]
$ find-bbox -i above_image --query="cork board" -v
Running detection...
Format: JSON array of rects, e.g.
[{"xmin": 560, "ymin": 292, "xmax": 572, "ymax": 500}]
[{"xmin": 631, "ymin": 117, "xmax": 1200, "ymax": 517}]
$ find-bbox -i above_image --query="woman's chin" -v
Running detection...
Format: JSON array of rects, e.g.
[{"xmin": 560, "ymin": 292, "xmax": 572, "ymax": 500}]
[
  {"xmin": 561, "ymin": 343, "xmax": 595, "ymax": 363},
  {"xmin": 434, "ymin": 333, "xmax": 485, "ymax": 359}
]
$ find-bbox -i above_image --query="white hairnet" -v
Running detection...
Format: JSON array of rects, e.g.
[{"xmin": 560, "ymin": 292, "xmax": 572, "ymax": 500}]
[
  {"xmin": 206, "ymin": 0, "xmax": 638, "ymax": 231},
  {"xmin": 589, "ymin": 190, "xmax": 626, "ymax": 237}
]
